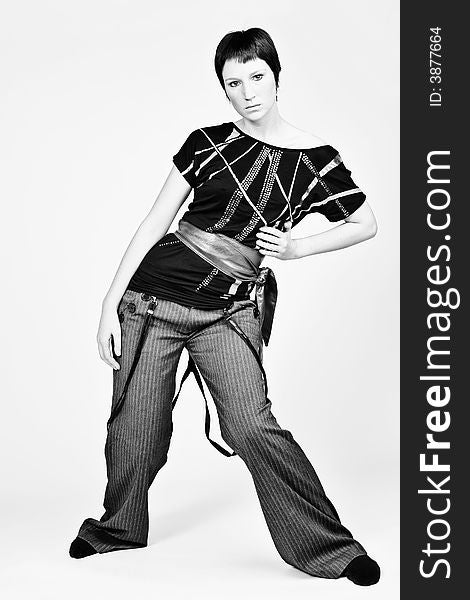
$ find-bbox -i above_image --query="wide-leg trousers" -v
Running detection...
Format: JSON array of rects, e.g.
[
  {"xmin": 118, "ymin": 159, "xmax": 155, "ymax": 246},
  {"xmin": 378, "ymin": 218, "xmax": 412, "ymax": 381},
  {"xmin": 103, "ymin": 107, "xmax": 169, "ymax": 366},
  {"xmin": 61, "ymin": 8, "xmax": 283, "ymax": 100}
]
[{"xmin": 75, "ymin": 289, "xmax": 368, "ymax": 578}]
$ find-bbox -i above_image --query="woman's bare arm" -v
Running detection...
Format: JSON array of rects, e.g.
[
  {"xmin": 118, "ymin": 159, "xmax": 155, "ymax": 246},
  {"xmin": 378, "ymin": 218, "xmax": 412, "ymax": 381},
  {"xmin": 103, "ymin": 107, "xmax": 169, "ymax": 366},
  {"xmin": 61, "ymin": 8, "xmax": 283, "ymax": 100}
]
[
  {"xmin": 255, "ymin": 200, "xmax": 378, "ymax": 261},
  {"xmin": 102, "ymin": 165, "xmax": 192, "ymax": 310},
  {"xmin": 97, "ymin": 165, "xmax": 192, "ymax": 369},
  {"xmin": 289, "ymin": 200, "xmax": 378, "ymax": 258}
]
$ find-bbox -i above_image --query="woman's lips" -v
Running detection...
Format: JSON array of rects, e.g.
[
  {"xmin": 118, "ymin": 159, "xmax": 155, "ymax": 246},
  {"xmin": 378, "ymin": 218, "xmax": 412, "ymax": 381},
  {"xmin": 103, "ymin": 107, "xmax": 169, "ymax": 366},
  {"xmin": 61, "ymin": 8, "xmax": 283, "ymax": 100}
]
[{"xmin": 246, "ymin": 104, "xmax": 261, "ymax": 110}]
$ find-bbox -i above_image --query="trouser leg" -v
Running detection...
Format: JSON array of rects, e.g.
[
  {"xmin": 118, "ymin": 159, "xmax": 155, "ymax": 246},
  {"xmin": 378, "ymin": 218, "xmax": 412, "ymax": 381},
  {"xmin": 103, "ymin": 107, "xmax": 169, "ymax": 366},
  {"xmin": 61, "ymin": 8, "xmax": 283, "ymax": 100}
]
[
  {"xmin": 186, "ymin": 299, "xmax": 367, "ymax": 578},
  {"xmin": 76, "ymin": 292, "xmax": 187, "ymax": 553}
]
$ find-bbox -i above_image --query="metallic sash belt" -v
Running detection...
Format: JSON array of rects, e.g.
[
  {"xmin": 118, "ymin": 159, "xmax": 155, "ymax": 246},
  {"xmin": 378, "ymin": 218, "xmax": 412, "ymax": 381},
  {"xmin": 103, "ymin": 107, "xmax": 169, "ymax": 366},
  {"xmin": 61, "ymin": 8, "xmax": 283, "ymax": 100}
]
[{"xmin": 174, "ymin": 218, "xmax": 278, "ymax": 346}]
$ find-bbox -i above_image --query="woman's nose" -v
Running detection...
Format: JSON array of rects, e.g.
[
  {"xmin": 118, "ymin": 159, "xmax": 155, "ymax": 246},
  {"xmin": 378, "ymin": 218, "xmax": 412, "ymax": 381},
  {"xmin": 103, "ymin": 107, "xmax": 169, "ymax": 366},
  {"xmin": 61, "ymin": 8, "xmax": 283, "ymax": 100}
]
[{"xmin": 243, "ymin": 86, "xmax": 255, "ymax": 100}]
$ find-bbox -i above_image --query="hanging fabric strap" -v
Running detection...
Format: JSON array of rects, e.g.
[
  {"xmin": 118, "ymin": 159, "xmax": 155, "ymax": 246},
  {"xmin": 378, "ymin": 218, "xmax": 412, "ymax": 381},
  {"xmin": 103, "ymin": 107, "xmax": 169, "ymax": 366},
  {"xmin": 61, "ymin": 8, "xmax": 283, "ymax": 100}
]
[
  {"xmin": 106, "ymin": 300, "xmax": 157, "ymax": 430},
  {"xmin": 170, "ymin": 353, "xmax": 235, "ymax": 457},
  {"xmin": 106, "ymin": 299, "xmax": 271, "ymax": 458},
  {"xmin": 168, "ymin": 302, "xmax": 269, "ymax": 457}
]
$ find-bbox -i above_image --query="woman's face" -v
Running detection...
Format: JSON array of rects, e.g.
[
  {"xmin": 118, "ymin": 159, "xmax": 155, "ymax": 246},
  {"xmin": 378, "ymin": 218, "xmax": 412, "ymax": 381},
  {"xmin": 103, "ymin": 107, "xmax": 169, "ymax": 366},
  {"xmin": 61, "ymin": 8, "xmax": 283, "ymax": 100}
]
[{"xmin": 222, "ymin": 57, "xmax": 277, "ymax": 121}]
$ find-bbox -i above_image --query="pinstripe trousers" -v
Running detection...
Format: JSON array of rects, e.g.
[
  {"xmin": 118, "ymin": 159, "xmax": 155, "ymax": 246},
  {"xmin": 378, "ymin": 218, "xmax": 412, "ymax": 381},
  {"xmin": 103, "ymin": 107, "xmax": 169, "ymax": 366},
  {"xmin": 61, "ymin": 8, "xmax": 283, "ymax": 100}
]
[{"xmin": 76, "ymin": 289, "xmax": 368, "ymax": 578}]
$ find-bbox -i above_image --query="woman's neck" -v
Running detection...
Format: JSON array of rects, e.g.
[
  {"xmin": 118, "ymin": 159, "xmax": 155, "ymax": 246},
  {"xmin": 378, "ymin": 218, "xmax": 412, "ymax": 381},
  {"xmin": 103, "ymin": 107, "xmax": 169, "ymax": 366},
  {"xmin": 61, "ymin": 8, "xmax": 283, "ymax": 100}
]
[{"xmin": 236, "ymin": 107, "xmax": 286, "ymax": 141}]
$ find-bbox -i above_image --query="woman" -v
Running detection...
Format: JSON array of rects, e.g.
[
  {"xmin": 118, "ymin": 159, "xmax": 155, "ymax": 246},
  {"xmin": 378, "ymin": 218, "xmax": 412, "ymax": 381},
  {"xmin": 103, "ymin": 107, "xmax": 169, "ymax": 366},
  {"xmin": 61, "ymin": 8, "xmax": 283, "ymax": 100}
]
[{"xmin": 69, "ymin": 28, "xmax": 380, "ymax": 586}]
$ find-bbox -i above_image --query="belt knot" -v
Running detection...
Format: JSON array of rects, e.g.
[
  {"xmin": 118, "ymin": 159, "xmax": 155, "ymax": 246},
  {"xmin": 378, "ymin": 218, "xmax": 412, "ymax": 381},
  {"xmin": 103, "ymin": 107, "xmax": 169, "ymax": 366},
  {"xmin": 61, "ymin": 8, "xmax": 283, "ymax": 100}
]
[{"xmin": 255, "ymin": 268, "xmax": 269, "ymax": 286}]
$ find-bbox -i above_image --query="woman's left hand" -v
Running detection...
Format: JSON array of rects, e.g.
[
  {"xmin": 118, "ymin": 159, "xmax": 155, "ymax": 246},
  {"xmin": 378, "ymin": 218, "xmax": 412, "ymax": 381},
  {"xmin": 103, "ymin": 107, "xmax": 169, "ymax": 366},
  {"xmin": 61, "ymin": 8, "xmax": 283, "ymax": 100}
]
[{"xmin": 255, "ymin": 221, "xmax": 298, "ymax": 260}]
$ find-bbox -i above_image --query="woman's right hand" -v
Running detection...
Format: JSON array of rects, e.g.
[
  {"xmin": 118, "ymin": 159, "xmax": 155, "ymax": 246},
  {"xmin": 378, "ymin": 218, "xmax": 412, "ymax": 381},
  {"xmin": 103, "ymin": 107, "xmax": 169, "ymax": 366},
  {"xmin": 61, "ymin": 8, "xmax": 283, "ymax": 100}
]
[{"xmin": 97, "ymin": 303, "xmax": 122, "ymax": 370}]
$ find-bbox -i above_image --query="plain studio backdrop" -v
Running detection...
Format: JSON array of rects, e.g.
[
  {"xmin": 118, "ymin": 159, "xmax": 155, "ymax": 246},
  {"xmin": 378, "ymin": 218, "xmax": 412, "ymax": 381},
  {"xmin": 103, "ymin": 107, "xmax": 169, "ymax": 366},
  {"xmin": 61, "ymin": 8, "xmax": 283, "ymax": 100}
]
[{"xmin": 0, "ymin": 1, "xmax": 399, "ymax": 599}]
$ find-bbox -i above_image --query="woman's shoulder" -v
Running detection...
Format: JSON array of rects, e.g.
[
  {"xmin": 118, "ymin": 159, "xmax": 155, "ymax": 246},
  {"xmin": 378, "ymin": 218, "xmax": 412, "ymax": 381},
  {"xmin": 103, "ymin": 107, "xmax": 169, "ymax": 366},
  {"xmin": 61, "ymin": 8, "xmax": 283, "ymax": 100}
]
[
  {"xmin": 282, "ymin": 124, "xmax": 329, "ymax": 149},
  {"xmin": 190, "ymin": 121, "xmax": 332, "ymax": 152},
  {"xmin": 183, "ymin": 123, "xmax": 233, "ymax": 147},
  {"xmin": 189, "ymin": 122, "xmax": 231, "ymax": 135}
]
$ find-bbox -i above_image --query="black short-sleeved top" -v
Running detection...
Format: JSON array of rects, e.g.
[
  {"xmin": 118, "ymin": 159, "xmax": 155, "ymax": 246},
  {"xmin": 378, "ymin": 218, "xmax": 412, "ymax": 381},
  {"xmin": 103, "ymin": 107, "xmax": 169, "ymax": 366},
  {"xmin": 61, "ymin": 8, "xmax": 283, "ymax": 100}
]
[{"xmin": 128, "ymin": 121, "xmax": 367, "ymax": 309}]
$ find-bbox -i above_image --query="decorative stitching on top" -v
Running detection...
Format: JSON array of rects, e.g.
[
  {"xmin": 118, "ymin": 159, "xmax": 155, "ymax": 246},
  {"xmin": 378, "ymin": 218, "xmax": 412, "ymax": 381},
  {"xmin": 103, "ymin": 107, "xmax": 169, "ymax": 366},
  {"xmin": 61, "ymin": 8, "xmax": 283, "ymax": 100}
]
[
  {"xmin": 195, "ymin": 141, "xmax": 259, "ymax": 190},
  {"xmin": 206, "ymin": 146, "xmax": 271, "ymax": 233},
  {"xmin": 292, "ymin": 187, "xmax": 363, "ymax": 221},
  {"xmin": 195, "ymin": 267, "xmax": 219, "ymax": 292},
  {"xmin": 298, "ymin": 153, "xmax": 356, "ymax": 219},
  {"xmin": 302, "ymin": 154, "xmax": 333, "ymax": 194},
  {"xmin": 319, "ymin": 153, "xmax": 343, "ymax": 177},
  {"xmin": 157, "ymin": 239, "xmax": 182, "ymax": 247},
  {"xmin": 335, "ymin": 199, "xmax": 349, "ymax": 217},
  {"xmin": 235, "ymin": 148, "xmax": 282, "ymax": 241}
]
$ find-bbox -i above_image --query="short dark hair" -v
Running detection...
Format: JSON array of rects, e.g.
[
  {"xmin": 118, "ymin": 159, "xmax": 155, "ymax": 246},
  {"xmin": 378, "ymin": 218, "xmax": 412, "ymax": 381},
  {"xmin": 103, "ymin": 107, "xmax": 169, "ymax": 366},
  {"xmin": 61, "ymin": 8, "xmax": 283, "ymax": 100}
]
[{"xmin": 214, "ymin": 28, "xmax": 281, "ymax": 99}]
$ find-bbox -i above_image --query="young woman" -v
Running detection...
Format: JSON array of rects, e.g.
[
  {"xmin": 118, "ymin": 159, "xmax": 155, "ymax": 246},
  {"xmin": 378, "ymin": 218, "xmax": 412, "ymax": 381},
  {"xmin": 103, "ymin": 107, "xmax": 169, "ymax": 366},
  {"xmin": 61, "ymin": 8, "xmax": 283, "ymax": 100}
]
[{"xmin": 70, "ymin": 28, "xmax": 380, "ymax": 586}]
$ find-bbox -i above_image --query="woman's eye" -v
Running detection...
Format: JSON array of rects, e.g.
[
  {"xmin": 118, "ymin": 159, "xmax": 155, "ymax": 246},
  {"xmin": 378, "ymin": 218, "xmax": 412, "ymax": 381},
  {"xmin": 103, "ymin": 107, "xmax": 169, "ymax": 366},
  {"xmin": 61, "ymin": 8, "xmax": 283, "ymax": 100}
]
[{"xmin": 228, "ymin": 74, "xmax": 263, "ymax": 88}]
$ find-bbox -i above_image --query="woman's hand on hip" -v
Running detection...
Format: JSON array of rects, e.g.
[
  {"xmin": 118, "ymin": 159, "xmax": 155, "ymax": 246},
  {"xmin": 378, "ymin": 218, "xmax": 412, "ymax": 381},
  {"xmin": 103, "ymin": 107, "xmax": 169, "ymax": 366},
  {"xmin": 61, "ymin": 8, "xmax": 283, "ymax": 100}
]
[
  {"xmin": 255, "ymin": 221, "xmax": 298, "ymax": 260},
  {"xmin": 97, "ymin": 305, "xmax": 121, "ymax": 370}
]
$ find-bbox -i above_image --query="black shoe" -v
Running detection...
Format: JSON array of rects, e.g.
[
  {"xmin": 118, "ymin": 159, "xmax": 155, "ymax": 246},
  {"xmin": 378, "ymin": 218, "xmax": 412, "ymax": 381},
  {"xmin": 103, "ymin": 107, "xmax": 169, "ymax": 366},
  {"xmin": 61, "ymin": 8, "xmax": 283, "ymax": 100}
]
[
  {"xmin": 69, "ymin": 537, "xmax": 97, "ymax": 559},
  {"xmin": 341, "ymin": 554, "xmax": 380, "ymax": 586}
]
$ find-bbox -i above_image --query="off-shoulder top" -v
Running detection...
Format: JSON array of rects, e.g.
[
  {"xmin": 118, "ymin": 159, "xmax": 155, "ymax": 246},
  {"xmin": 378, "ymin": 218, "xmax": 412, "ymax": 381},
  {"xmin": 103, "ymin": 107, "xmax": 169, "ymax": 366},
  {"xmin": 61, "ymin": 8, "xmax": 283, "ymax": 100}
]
[{"xmin": 128, "ymin": 121, "xmax": 367, "ymax": 309}]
